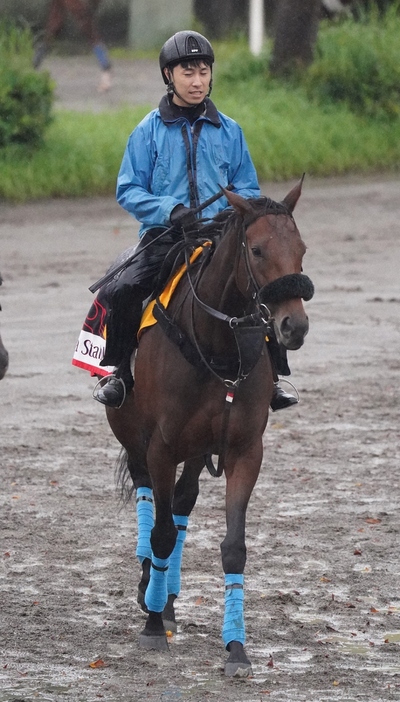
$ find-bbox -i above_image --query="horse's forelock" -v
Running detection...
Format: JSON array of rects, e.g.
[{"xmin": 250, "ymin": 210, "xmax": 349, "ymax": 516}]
[
  {"xmin": 246, "ymin": 196, "xmax": 291, "ymax": 220},
  {"xmin": 213, "ymin": 197, "xmax": 292, "ymax": 247}
]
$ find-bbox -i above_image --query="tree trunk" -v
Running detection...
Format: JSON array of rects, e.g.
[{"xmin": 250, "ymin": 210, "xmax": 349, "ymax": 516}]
[
  {"xmin": 194, "ymin": 0, "xmax": 248, "ymax": 38},
  {"xmin": 270, "ymin": 0, "xmax": 321, "ymax": 76}
]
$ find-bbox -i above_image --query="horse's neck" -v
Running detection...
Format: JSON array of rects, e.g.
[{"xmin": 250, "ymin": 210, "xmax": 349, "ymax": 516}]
[
  {"xmin": 198, "ymin": 226, "xmax": 242, "ymax": 309},
  {"xmin": 187, "ymin": 226, "xmax": 249, "ymax": 349}
]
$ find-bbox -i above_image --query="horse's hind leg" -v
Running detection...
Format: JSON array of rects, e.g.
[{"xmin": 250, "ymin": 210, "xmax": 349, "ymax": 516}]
[
  {"xmin": 162, "ymin": 456, "xmax": 205, "ymax": 631},
  {"xmin": 121, "ymin": 454, "xmax": 153, "ymax": 612}
]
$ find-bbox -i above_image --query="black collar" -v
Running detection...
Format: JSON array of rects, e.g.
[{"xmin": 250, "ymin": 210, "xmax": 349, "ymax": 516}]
[{"xmin": 158, "ymin": 95, "xmax": 221, "ymax": 127}]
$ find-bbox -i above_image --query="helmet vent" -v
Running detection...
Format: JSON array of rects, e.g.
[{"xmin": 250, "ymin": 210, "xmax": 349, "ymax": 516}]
[{"xmin": 186, "ymin": 36, "xmax": 201, "ymax": 54}]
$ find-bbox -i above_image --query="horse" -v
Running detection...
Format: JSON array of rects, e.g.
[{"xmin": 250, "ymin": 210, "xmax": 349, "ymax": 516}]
[
  {"xmin": 0, "ymin": 273, "xmax": 9, "ymax": 380},
  {"xmin": 105, "ymin": 178, "xmax": 314, "ymax": 677}
]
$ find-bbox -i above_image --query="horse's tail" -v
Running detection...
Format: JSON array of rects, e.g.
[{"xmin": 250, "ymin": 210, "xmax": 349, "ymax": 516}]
[{"xmin": 115, "ymin": 447, "xmax": 135, "ymax": 504}]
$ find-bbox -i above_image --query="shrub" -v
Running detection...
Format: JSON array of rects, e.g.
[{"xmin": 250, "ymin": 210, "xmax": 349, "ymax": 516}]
[
  {"xmin": 0, "ymin": 22, "xmax": 54, "ymax": 147},
  {"xmin": 304, "ymin": 4, "xmax": 400, "ymax": 118}
]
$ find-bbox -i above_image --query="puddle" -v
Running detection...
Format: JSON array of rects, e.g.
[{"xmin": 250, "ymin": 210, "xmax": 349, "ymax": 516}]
[{"xmin": 384, "ymin": 631, "xmax": 400, "ymax": 643}]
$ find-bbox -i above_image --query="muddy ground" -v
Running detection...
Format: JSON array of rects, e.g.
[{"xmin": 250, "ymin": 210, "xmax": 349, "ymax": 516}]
[
  {"xmin": 1, "ymin": 55, "xmax": 400, "ymax": 702},
  {"xmin": 1, "ymin": 175, "xmax": 399, "ymax": 702}
]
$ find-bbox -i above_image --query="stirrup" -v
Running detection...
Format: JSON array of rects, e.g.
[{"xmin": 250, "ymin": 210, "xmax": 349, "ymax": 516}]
[
  {"xmin": 92, "ymin": 374, "xmax": 127, "ymax": 409},
  {"xmin": 277, "ymin": 378, "xmax": 300, "ymax": 402}
]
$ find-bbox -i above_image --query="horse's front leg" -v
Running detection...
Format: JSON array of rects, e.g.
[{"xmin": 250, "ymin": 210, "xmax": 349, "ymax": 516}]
[
  {"xmin": 138, "ymin": 443, "xmax": 178, "ymax": 651},
  {"xmin": 220, "ymin": 441, "xmax": 263, "ymax": 677}
]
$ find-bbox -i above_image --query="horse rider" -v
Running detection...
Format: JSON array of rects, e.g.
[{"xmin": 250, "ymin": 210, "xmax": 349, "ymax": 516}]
[
  {"xmin": 33, "ymin": 0, "xmax": 112, "ymax": 92},
  {"xmin": 92, "ymin": 30, "xmax": 297, "ymax": 411}
]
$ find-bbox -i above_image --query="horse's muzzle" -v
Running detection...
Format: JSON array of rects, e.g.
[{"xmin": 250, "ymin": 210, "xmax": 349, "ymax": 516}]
[{"xmin": 277, "ymin": 313, "xmax": 309, "ymax": 350}]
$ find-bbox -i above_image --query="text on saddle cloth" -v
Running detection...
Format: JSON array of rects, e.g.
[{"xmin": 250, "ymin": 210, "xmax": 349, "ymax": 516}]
[{"xmin": 71, "ymin": 243, "xmax": 211, "ymax": 376}]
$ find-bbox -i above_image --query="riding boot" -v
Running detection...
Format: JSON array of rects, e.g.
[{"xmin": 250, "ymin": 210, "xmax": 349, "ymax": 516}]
[
  {"xmin": 94, "ymin": 285, "xmax": 144, "ymax": 408},
  {"xmin": 267, "ymin": 333, "xmax": 298, "ymax": 411},
  {"xmin": 270, "ymin": 381, "xmax": 298, "ymax": 412},
  {"xmin": 95, "ymin": 352, "xmax": 135, "ymax": 408}
]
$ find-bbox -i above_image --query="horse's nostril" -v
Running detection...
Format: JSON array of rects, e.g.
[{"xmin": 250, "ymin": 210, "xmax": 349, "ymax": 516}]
[{"xmin": 280, "ymin": 317, "xmax": 292, "ymax": 334}]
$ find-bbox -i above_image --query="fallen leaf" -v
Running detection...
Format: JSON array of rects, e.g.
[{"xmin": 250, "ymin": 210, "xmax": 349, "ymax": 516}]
[
  {"xmin": 320, "ymin": 577, "xmax": 331, "ymax": 583},
  {"xmin": 195, "ymin": 596, "xmax": 204, "ymax": 605},
  {"xmin": 354, "ymin": 549, "xmax": 362, "ymax": 556},
  {"xmin": 370, "ymin": 607, "xmax": 379, "ymax": 613},
  {"xmin": 365, "ymin": 518, "xmax": 381, "ymax": 524},
  {"xmin": 165, "ymin": 630, "xmax": 173, "ymax": 638},
  {"xmin": 333, "ymin": 680, "xmax": 340, "ymax": 686},
  {"xmin": 89, "ymin": 659, "xmax": 106, "ymax": 668}
]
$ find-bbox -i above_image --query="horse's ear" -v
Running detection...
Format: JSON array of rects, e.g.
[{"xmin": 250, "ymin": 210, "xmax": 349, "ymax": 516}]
[
  {"xmin": 281, "ymin": 174, "xmax": 305, "ymax": 214},
  {"xmin": 223, "ymin": 188, "xmax": 254, "ymax": 217}
]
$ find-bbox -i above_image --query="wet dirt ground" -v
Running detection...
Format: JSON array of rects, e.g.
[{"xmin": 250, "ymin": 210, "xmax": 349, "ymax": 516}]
[
  {"xmin": 1, "ymin": 53, "xmax": 400, "ymax": 702},
  {"xmin": 1, "ymin": 175, "xmax": 400, "ymax": 702}
]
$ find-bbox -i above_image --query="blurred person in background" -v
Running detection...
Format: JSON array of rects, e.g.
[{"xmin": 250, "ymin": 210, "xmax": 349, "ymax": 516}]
[{"xmin": 33, "ymin": 0, "xmax": 111, "ymax": 92}]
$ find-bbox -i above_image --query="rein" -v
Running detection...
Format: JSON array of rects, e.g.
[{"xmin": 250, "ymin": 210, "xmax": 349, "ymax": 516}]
[{"xmin": 154, "ymin": 201, "xmax": 314, "ymax": 478}]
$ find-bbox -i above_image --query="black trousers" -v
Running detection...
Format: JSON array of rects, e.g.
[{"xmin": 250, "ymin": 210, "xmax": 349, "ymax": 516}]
[{"xmin": 100, "ymin": 227, "xmax": 182, "ymax": 368}]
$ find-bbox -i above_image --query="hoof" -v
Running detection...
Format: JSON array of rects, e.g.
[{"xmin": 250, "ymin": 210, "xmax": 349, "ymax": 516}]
[
  {"xmin": 138, "ymin": 631, "xmax": 169, "ymax": 651},
  {"xmin": 162, "ymin": 594, "xmax": 177, "ymax": 633},
  {"xmin": 224, "ymin": 661, "xmax": 253, "ymax": 677},
  {"xmin": 224, "ymin": 641, "xmax": 252, "ymax": 677}
]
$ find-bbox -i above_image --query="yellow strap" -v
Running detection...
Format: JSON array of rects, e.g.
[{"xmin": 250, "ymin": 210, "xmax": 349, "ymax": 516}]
[{"xmin": 139, "ymin": 242, "xmax": 211, "ymax": 336}]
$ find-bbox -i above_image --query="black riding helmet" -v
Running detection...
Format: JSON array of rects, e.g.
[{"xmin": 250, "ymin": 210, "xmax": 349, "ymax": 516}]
[{"xmin": 159, "ymin": 30, "xmax": 214, "ymax": 85}]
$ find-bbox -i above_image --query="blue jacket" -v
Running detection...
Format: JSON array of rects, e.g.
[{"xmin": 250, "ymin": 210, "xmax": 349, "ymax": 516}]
[{"xmin": 116, "ymin": 96, "xmax": 260, "ymax": 238}]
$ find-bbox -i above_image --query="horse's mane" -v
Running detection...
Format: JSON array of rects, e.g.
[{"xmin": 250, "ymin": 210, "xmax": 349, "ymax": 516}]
[
  {"xmin": 153, "ymin": 197, "xmax": 291, "ymax": 294},
  {"xmin": 199, "ymin": 196, "xmax": 290, "ymax": 241},
  {"xmin": 245, "ymin": 196, "xmax": 291, "ymax": 218}
]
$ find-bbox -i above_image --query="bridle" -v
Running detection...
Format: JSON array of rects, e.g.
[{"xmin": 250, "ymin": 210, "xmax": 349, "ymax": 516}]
[
  {"xmin": 154, "ymin": 203, "xmax": 314, "ymax": 478},
  {"xmin": 184, "ymin": 207, "xmax": 314, "ymax": 387}
]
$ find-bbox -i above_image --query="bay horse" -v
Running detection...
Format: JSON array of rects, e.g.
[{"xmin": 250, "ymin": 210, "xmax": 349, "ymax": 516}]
[{"xmin": 106, "ymin": 179, "xmax": 314, "ymax": 677}]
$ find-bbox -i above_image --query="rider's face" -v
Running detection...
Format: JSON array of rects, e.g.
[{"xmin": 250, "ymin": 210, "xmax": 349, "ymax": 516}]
[{"xmin": 167, "ymin": 62, "xmax": 212, "ymax": 106}]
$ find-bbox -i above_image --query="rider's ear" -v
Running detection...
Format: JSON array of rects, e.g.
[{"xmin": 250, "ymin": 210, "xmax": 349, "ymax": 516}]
[{"xmin": 281, "ymin": 173, "xmax": 305, "ymax": 214}]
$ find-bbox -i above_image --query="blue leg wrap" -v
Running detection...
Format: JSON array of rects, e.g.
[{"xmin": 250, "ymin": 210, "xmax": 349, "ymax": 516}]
[
  {"xmin": 167, "ymin": 515, "xmax": 188, "ymax": 597},
  {"xmin": 144, "ymin": 556, "xmax": 169, "ymax": 613},
  {"xmin": 135, "ymin": 487, "xmax": 153, "ymax": 563},
  {"xmin": 222, "ymin": 574, "xmax": 245, "ymax": 647},
  {"xmin": 93, "ymin": 43, "xmax": 111, "ymax": 71}
]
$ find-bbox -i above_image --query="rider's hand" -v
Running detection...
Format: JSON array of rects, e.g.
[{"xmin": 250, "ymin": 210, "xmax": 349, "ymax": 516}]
[{"xmin": 170, "ymin": 205, "xmax": 197, "ymax": 233}]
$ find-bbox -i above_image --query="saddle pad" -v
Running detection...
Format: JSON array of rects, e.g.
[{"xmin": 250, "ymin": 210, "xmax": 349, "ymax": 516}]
[{"xmin": 139, "ymin": 243, "xmax": 209, "ymax": 336}]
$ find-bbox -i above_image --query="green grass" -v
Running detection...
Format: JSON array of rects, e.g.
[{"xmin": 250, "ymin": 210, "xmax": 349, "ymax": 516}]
[
  {"xmin": 1, "ymin": 8, "xmax": 400, "ymax": 202},
  {"xmin": 213, "ymin": 78, "xmax": 400, "ymax": 181},
  {"xmin": 0, "ymin": 106, "xmax": 150, "ymax": 201}
]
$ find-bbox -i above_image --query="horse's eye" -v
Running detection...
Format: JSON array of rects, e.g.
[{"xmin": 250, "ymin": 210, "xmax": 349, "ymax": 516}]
[{"xmin": 251, "ymin": 246, "xmax": 262, "ymax": 258}]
